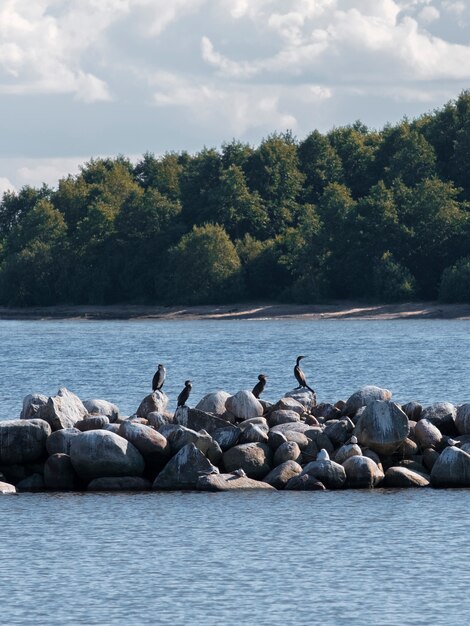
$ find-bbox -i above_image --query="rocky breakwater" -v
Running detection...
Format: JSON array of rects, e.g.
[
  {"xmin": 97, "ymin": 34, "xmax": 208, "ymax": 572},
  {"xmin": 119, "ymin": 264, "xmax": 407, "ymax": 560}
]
[{"xmin": 1, "ymin": 385, "xmax": 470, "ymax": 494}]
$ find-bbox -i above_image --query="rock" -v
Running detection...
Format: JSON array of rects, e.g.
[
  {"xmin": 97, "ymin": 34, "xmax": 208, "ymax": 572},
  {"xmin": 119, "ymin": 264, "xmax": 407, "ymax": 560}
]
[
  {"xmin": 0, "ymin": 419, "xmax": 51, "ymax": 465},
  {"xmin": 396, "ymin": 459, "xmax": 428, "ymax": 474},
  {"xmin": 225, "ymin": 391, "xmax": 264, "ymax": 420},
  {"xmin": 362, "ymin": 448, "xmax": 382, "ymax": 468},
  {"xmin": 197, "ymin": 473, "xmax": 275, "ymax": 491},
  {"xmin": 0, "ymin": 481, "xmax": 16, "ymax": 494},
  {"xmin": 195, "ymin": 391, "xmax": 231, "ymax": 416},
  {"xmin": 264, "ymin": 460, "xmax": 303, "ymax": 489},
  {"xmin": 88, "ymin": 476, "xmax": 152, "ymax": 491},
  {"xmin": 284, "ymin": 388, "xmax": 316, "ymax": 410},
  {"xmin": 211, "ymin": 426, "xmax": 241, "ymax": 451},
  {"xmin": 16, "ymin": 473, "xmax": 45, "ymax": 492},
  {"xmin": 455, "ymin": 404, "xmax": 470, "ymax": 435},
  {"xmin": 20, "ymin": 393, "xmax": 48, "ymax": 420},
  {"xmin": 270, "ymin": 422, "xmax": 321, "ymax": 437},
  {"xmin": 311, "ymin": 403, "xmax": 341, "ymax": 421},
  {"xmin": 354, "ymin": 401, "xmax": 409, "ymax": 455},
  {"xmin": 344, "ymin": 386, "xmax": 392, "ymax": 417},
  {"xmin": 334, "ymin": 443, "xmax": 362, "ymax": 465},
  {"xmin": 119, "ymin": 421, "xmax": 169, "ymax": 467},
  {"xmin": 44, "ymin": 454, "xmax": 77, "ymax": 490},
  {"xmin": 283, "ymin": 431, "xmax": 309, "ymax": 450},
  {"xmin": 305, "ymin": 416, "xmax": 320, "ymax": 426},
  {"xmin": 267, "ymin": 410, "xmax": 301, "ymax": 428},
  {"xmin": 383, "ymin": 467, "xmax": 430, "ymax": 488},
  {"xmin": 104, "ymin": 424, "xmax": 120, "ymax": 434},
  {"xmin": 324, "ymin": 418, "xmax": 355, "ymax": 447},
  {"xmin": 136, "ymin": 391, "xmax": 169, "ymax": 418},
  {"xmin": 267, "ymin": 397, "xmax": 305, "ymax": 416},
  {"xmin": 76, "ymin": 416, "xmax": 110, "ymax": 431},
  {"xmin": 153, "ymin": 443, "xmax": 218, "ymax": 490},
  {"xmin": 146, "ymin": 412, "xmax": 170, "ymax": 430},
  {"xmin": 301, "ymin": 459, "xmax": 346, "ymax": 490},
  {"xmin": 175, "ymin": 406, "xmax": 238, "ymax": 438},
  {"xmin": 422, "ymin": 402, "xmax": 457, "ymax": 435},
  {"xmin": 223, "ymin": 443, "xmax": 272, "ymax": 479},
  {"xmin": 70, "ymin": 430, "xmax": 145, "ymax": 480},
  {"xmin": 396, "ymin": 438, "xmax": 419, "ymax": 458},
  {"xmin": 46, "ymin": 428, "xmax": 81, "ymax": 455},
  {"xmin": 238, "ymin": 417, "xmax": 269, "ymax": 432},
  {"xmin": 422, "ymin": 448, "xmax": 440, "ymax": 472},
  {"xmin": 462, "ymin": 443, "xmax": 470, "ymax": 454},
  {"xmin": 285, "ymin": 474, "xmax": 326, "ymax": 491},
  {"xmin": 166, "ymin": 426, "xmax": 222, "ymax": 465},
  {"xmin": 342, "ymin": 456, "xmax": 384, "ymax": 489},
  {"xmin": 414, "ymin": 419, "xmax": 442, "ymax": 449},
  {"xmin": 401, "ymin": 401, "xmax": 423, "ymax": 421},
  {"xmin": 37, "ymin": 387, "xmax": 88, "ymax": 431},
  {"xmin": 83, "ymin": 399, "xmax": 120, "ymax": 422},
  {"xmin": 239, "ymin": 424, "xmax": 269, "ymax": 445},
  {"xmin": 431, "ymin": 446, "xmax": 470, "ymax": 487},
  {"xmin": 268, "ymin": 431, "xmax": 287, "ymax": 450},
  {"xmin": 300, "ymin": 432, "xmax": 334, "ymax": 465},
  {"xmin": 317, "ymin": 449, "xmax": 330, "ymax": 461},
  {"xmin": 273, "ymin": 441, "xmax": 301, "ymax": 466}
]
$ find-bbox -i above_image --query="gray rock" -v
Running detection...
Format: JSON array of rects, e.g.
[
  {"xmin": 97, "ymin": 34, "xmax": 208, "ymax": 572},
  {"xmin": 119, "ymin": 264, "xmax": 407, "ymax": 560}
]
[
  {"xmin": 46, "ymin": 428, "xmax": 81, "ymax": 455},
  {"xmin": 76, "ymin": 415, "xmax": 110, "ymax": 431},
  {"xmin": 0, "ymin": 481, "xmax": 16, "ymax": 494},
  {"xmin": 267, "ymin": 410, "xmax": 301, "ymax": 428},
  {"xmin": 88, "ymin": 476, "xmax": 152, "ymax": 491},
  {"xmin": 238, "ymin": 417, "xmax": 269, "ymax": 432},
  {"xmin": 301, "ymin": 459, "xmax": 346, "ymax": 490},
  {"xmin": 396, "ymin": 438, "xmax": 419, "ymax": 458},
  {"xmin": 284, "ymin": 388, "xmax": 316, "ymax": 410},
  {"xmin": 422, "ymin": 448, "xmax": 440, "ymax": 472},
  {"xmin": 267, "ymin": 397, "xmax": 305, "ymax": 416},
  {"xmin": 225, "ymin": 390, "xmax": 264, "ymax": 420},
  {"xmin": 239, "ymin": 424, "xmax": 269, "ymax": 445},
  {"xmin": 210, "ymin": 426, "xmax": 241, "ymax": 452},
  {"xmin": 354, "ymin": 401, "xmax": 409, "ymax": 455},
  {"xmin": 16, "ymin": 473, "xmax": 45, "ymax": 492},
  {"xmin": 342, "ymin": 456, "xmax": 384, "ymax": 489},
  {"xmin": 283, "ymin": 431, "xmax": 309, "ymax": 450},
  {"xmin": 197, "ymin": 473, "xmax": 275, "ymax": 491},
  {"xmin": 263, "ymin": 460, "xmax": 303, "ymax": 489},
  {"xmin": 83, "ymin": 399, "xmax": 120, "ymax": 422},
  {"xmin": 285, "ymin": 474, "xmax": 326, "ymax": 490},
  {"xmin": 455, "ymin": 404, "xmax": 470, "ymax": 435},
  {"xmin": 344, "ymin": 386, "xmax": 392, "ymax": 417},
  {"xmin": 153, "ymin": 443, "xmax": 218, "ymax": 490},
  {"xmin": 324, "ymin": 418, "xmax": 355, "ymax": 446},
  {"xmin": 166, "ymin": 426, "xmax": 221, "ymax": 464},
  {"xmin": 119, "ymin": 420, "xmax": 168, "ymax": 465},
  {"xmin": 430, "ymin": 446, "xmax": 470, "ymax": 487},
  {"xmin": 223, "ymin": 443, "xmax": 272, "ymax": 479},
  {"xmin": 334, "ymin": 443, "xmax": 362, "ymax": 465},
  {"xmin": 44, "ymin": 454, "xmax": 77, "ymax": 491},
  {"xmin": 311, "ymin": 403, "xmax": 341, "ymax": 421},
  {"xmin": 175, "ymin": 406, "xmax": 238, "ymax": 438},
  {"xmin": 401, "ymin": 401, "xmax": 423, "ymax": 421},
  {"xmin": 20, "ymin": 393, "xmax": 48, "ymax": 420},
  {"xmin": 422, "ymin": 402, "xmax": 457, "ymax": 435},
  {"xmin": 70, "ymin": 430, "xmax": 145, "ymax": 480},
  {"xmin": 0, "ymin": 419, "xmax": 51, "ymax": 465},
  {"xmin": 136, "ymin": 391, "xmax": 169, "ymax": 418},
  {"xmin": 146, "ymin": 412, "xmax": 170, "ymax": 430},
  {"xmin": 270, "ymin": 422, "xmax": 321, "ymax": 437},
  {"xmin": 104, "ymin": 424, "xmax": 121, "ymax": 434},
  {"xmin": 268, "ymin": 430, "xmax": 288, "ymax": 450},
  {"xmin": 383, "ymin": 466, "xmax": 430, "ymax": 488},
  {"xmin": 37, "ymin": 387, "xmax": 88, "ymax": 430},
  {"xmin": 195, "ymin": 391, "xmax": 231, "ymax": 417},
  {"xmin": 273, "ymin": 441, "xmax": 301, "ymax": 466},
  {"xmin": 414, "ymin": 419, "xmax": 442, "ymax": 449}
]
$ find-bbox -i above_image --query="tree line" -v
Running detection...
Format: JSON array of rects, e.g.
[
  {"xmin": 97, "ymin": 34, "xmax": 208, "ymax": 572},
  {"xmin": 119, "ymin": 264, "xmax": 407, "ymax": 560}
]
[{"xmin": 1, "ymin": 92, "xmax": 469, "ymax": 307}]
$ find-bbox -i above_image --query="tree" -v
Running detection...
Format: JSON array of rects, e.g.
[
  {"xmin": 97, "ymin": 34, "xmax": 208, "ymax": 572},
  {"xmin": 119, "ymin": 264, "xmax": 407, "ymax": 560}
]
[
  {"xmin": 298, "ymin": 130, "xmax": 343, "ymax": 203},
  {"xmin": 439, "ymin": 257, "xmax": 470, "ymax": 303},
  {"xmin": 134, "ymin": 152, "xmax": 182, "ymax": 201},
  {"xmin": 180, "ymin": 148, "xmax": 223, "ymax": 227},
  {"xmin": 378, "ymin": 124, "xmax": 436, "ymax": 186}
]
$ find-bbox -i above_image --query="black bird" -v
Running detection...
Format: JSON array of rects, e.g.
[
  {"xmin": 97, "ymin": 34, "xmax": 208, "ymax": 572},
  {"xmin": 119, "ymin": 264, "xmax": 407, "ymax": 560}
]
[
  {"xmin": 252, "ymin": 374, "xmax": 267, "ymax": 398},
  {"xmin": 152, "ymin": 364, "xmax": 166, "ymax": 391},
  {"xmin": 294, "ymin": 356, "xmax": 315, "ymax": 393},
  {"xmin": 177, "ymin": 380, "xmax": 192, "ymax": 407}
]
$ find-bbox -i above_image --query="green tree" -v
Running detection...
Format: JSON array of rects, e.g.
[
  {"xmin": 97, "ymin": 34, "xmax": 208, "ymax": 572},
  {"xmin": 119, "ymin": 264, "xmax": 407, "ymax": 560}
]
[
  {"xmin": 298, "ymin": 130, "xmax": 343, "ymax": 203},
  {"xmin": 373, "ymin": 251, "xmax": 416, "ymax": 302},
  {"xmin": 134, "ymin": 152, "xmax": 182, "ymax": 201},
  {"xmin": 439, "ymin": 257, "xmax": 470, "ymax": 303}
]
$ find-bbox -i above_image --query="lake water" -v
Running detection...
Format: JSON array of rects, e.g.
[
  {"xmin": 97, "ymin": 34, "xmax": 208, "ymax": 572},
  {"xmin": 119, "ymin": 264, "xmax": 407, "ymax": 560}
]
[{"xmin": 0, "ymin": 319, "xmax": 469, "ymax": 625}]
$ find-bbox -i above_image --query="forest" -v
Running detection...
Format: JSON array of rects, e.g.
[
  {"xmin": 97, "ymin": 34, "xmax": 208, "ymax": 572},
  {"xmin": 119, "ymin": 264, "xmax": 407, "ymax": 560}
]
[{"xmin": 0, "ymin": 92, "xmax": 469, "ymax": 307}]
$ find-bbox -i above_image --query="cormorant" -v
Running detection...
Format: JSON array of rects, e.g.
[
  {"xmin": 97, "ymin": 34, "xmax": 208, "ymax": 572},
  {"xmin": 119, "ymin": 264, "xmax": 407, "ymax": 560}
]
[
  {"xmin": 152, "ymin": 364, "xmax": 166, "ymax": 391},
  {"xmin": 252, "ymin": 374, "xmax": 267, "ymax": 398},
  {"xmin": 177, "ymin": 380, "xmax": 192, "ymax": 407},
  {"xmin": 294, "ymin": 355, "xmax": 315, "ymax": 393}
]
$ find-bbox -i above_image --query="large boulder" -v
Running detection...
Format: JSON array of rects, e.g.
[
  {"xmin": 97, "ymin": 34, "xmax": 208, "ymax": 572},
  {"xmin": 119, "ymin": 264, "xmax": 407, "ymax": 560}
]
[
  {"xmin": 285, "ymin": 474, "xmax": 326, "ymax": 491},
  {"xmin": 223, "ymin": 443, "xmax": 272, "ymax": 479},
  {"xmin": 455, "ymin": 404, "xmax": 470, "ymax": 435},
  {"xmin": 195, "ymin": 391, "xmax": 231, "ymax": 417},
  {"xmin": 344, "ymin": 386, "xmax": 392, "ymax": 417},
  {"xmin": 46, "ymin": 428, "xmax": 81, "ymax": 455},
  {"xmin": 312, "ymin": 403, "xmax": 342, "ymax": 422},
  {"xmin": 414, "ymin": 419, "xmax": 442, "ymax": 449},
  {"xmin": 153, "ymin": 443, "xmax": 218, "ymax": 490},
  {"xmin": 210, "ymin": 426, "xmax": 240, "ymax": 452},
  {"xmin": 354, "ymin": 400, "xmax": 409, "ymax": 455},
  {"xmin": 136, "ymin": 391, "xmax": 169, "ymax": 418},
  {"xmin": 301, "ymin": 459, "xmax": 346, "ymax": 490},
  {"xmin": 37, "ymin": 388, "xmax": 88, "ymax": 431},
  {"xmin": 225, "ymin": 391, "xmax": 264, "ymax": 421},
  {"xmin": 284, "ymin": 389, "xmax": 316, "ymax": 411},
  {"xmin": 334, "ymin": 443, "xmax": 362, "ymax": 465},
  {"xmin": 20, "ymin": 393, "xmax": 48, "ymax": 420},
  {"xmin": 273, "ymin": 441, "xmax": 301, "ymax": 466},
  {"xmin": 264, "ymin": 461, "xmax": 303, "ymax": 489},
  {"xmin": 69, "ymin": 430, "xmax": 145, "ymax": 480},
  {"xmin": 88, "ymin": 476, "xmax": 151, "ymax": 491},
  {"xmin": 421, "ymin": 402, "xmax": 457, "ymax": 435},
  {"xmin": 270, "ymin": 422, "xmax": 321, "ymax": 437},
  {"xmin": 401, "ymin": 401, "xmax": 423, "ymax": 421},
  {"xmin": 383, "ymin": 466, "xmax": 430, "ymax": 488},
  {"xmin": 44, "ymin": 453, "xmax": 78, "ymax": 491},
  {"xmin": 0, "ymin": 481, "xmax": 16, "ymax": 494},
  {"xmin": 83, "ymin": 399, "xmax": 120, "ymax": 422},
  {"xmin": 238, "ymin": 424, "xmax": 269, "ymax": 445},
  {"xmin": 0, "ymin": 419, "xmax": 51, "ymax": 465},
  {"xmin": 342, "ymin": 456, "xmax": 384, "ymax": 489},
  {"xmin": 197, "ymin": 473, "xmax": 275, "ymax": 491},
  {"xmin": 76, "ymin": 416, "xmax": 110, "ymax": 431},
  {"xmin": 16, "ymin": 473, "xmax": 45, "ymax": 492},
  {"xmin": 118, "ymin": 420, "xmax": 168, "ymax": 465},
  {"xmin": 175, "ymin": 406, "xmax": 238, "ymax": 438},
  {"xmin": 267, "ymin": 397, "xmax": 305, "ymax": 416},
  {"xmin": 324, "ymin": 418, "xmax": 354, "ymax": 446},
  {"xmin": 430, "ymin": 446, "xmax": 470, "ymax": 487},
  {"xmin": 267, "ymin": 410, "xmax": 301, "ymax": 428}
]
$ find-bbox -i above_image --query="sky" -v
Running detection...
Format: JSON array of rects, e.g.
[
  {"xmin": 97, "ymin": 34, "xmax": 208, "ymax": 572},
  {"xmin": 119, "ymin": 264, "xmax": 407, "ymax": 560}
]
[{"xmin": 0, "ymin": 0, "xmax": 469, "ymax": 194}]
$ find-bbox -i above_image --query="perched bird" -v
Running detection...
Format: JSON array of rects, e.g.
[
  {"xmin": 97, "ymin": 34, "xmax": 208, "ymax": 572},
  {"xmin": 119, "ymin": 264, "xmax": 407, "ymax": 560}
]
[
  {"xmin": 294, "ymin": 355, "xmax": 315, "ymax": 393},
  {"xmin": 252, "ymin": 374, "xmax": 267, "ymax": 399},
  {"xmin": 177, "ymin": 380, "xmax": 192, "ymax": 407},
  {"xmin": 152, "ymin": 364, "xmax": 166, "ymax": 391}
]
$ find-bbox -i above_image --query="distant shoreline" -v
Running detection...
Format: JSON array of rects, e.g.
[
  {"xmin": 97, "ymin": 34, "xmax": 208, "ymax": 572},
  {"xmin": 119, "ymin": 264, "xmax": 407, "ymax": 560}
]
[{"xmin": 0, "ymin": 301, "xmax": 468, "ymax": 321}]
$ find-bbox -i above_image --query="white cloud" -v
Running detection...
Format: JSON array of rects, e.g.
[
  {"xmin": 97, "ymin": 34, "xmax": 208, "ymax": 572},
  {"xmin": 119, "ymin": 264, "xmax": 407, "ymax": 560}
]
[
  {"xmin": 419, "ymin": 5, "xmax": 440, "ymax": 22},
  {"xmin": 0, "ymin": 177, "xmax": 15, "ymax": 196}
]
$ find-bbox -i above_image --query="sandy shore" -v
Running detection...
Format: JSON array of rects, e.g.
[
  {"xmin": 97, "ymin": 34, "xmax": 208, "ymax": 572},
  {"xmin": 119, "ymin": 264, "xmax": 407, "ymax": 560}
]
[{"xmin": 0, "ymin": 301, "xmax": 468, "ymax": 320}]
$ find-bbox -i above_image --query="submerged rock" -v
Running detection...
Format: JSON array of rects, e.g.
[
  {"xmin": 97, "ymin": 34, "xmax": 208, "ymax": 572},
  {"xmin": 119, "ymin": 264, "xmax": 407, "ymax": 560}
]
[
  {"xmin": 16, "ymin": 473, "xmax": 45, "ymax": 492},
  {"xmin": 197, "ymin": 473, "xmax": 275, "ymax": 491},
  {"xmin": 285, "ymin": 474, "xmax": 326, "ymax": 491},
  {"xmin": 383, "ymin": 467, "xmax": 430, "ymax": 488}
]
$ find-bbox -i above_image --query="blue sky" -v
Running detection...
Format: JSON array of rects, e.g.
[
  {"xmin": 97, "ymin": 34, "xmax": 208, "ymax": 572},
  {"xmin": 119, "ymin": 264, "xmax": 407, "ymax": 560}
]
[{"xmin": 0, "ymin": 0, "xmax": 469, "ymax": 193}]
